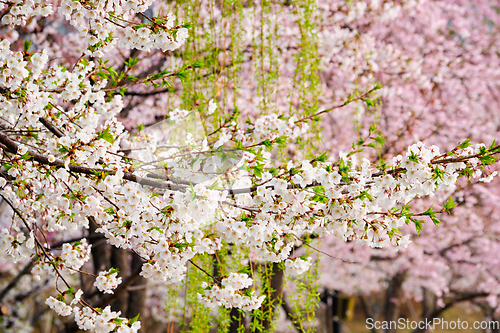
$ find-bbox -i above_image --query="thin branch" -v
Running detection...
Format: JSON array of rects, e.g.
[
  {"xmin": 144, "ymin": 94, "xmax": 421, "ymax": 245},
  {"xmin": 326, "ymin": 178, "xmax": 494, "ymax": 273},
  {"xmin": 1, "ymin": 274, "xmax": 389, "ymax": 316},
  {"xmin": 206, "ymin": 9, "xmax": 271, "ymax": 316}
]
[
  {"xmin": 189, "ymin": 259, "xmax": 221, "ymax": 285},
  {"xmin": 39, "ymin": 117, "xmax": 65, "ymax": 138},
  {"xmin": 0, "ymin": 261, "xmax": 34, "ymax": 302},
  {"xmin": 295, "ymin": 87, "xmax": 378, "ymax": 124}
]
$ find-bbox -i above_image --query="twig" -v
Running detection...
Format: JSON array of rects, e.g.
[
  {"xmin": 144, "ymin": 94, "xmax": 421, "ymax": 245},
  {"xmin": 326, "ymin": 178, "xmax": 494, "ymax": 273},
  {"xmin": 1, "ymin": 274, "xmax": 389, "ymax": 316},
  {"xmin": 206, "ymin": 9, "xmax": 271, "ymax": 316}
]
[
  {"xmin": 188, "ymin": 259, "xmax": 221, "ymax": 285},
  {"xmin": 39, "ymin": 117, "xmax": 65, "ymax": 138}
]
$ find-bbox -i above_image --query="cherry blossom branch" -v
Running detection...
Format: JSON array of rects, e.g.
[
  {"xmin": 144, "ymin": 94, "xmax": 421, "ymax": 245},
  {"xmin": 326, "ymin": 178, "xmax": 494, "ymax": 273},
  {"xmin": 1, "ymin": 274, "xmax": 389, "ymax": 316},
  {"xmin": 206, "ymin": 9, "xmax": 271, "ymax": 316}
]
[
  {"xmin": 0, "ymin": 131, "xmax": 187, "ymax": 191},
  {"xmin": 0, "ymin": 194, "xmax": 73, "ymax": 290},
  {"xmin": 294, "ymin": 86, "xmax": 380, "ymax": 124},
  {"xmin": 39, "ymin": 117, "xmax": 65, "ymax": 138},
  {"xmin": 188, "ymin": 259, "xmax": 222, "ymax": 285}
]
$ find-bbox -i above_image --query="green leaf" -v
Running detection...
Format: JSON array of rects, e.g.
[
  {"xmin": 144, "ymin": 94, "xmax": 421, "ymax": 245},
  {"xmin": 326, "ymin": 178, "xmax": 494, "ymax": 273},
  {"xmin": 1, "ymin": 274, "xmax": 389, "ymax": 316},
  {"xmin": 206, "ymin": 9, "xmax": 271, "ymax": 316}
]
[
  {"xmin": 175, "ymin": 70, "xmax": 188, "ymax": 83},
  {"xmin": 458, "ymin": 138, "xmax": 472, "ymax": 149},
  {"xmin": 125, "ymin": 57, "xmax": 140, "ymax": 68},
  {"xmin": 313, "ymin": 185, "xmax": 325, "ymax": 195},
  {"xmin": 408, "ymin": 151, "xmax": 419, "ymax": 163},
  {"xmin": 274, "ymin": 136, "xmax": 288, "ymax": 148},
  {"xmin": 443, "ymin": 196, "xmax": 457, "ymax": 213},
  {"xmin": 130, "ymin": 313, "xmax": 140, "ymax": 324},
  {"xmin": 240, "ymin": 163, "xmax": 250, "ymax": 173},
  {"xmin": 20, "ymin": 152, "xmax": 32, "ymax": 160},
  {"xmin": 121, "ymin": 220, "xmax": 132, "ymax": 228},
  {"xmin": 423, "ymin": 205, "xmax": 434, "ymax": 216},
  {"xmin": 312, "ymin": 194, "xmax": 328, "ymax": 203},
  {"xmin": 253, "ymin": 164, "xmax": 263, "ymax": 178},
  {"xmin": 150, "ymin": 226, "xmax": 164, "ymax": 234},
  {"xmin": 343, "ymin": 94, "xmax": 353, "ymax": 106},
  {"xmin": 161, "ymin": 79, "xmax": 171, "ymax": 88},
  {"xmin": 99, "ymin": 128, "xmax": 115, "ymax": 144},
  {"xmin": 173, "ymin": 242, "xmax": 189, "ymax": 250},
  {"xmin": 24, "ymin": 39, "xmax": 33, "ymax": 53},
  {"xmin": 374, "ymin": 135, "xmax": 385, "ymax": 145},
  {"xmin": 489, "ymin": 139, "xmax": 497, "ymax": 150},
  {"xmin": 108, "ymin": 267, "xmax": 120, "ymax": 275},
  {"xmin": 237, "ymin": 266, "xmax": 251, "ymax": 275},
  {"xmin": 431, "ymin": 165, "xmax": 445, "ymax": 181},
  {"xmin": 192, "ymin": 60, "xmax": 203, "ymax": 69},
  {"xmin": 357, "ymin": 190, "xmax": 373, "ymax": 201},
  {"xmin": 65, "ymin": 286, "xmax": 75, "ymax": 295},
  {"xmin": 316, "ymin": 152, "xmax": 329, "ymax": 163},
  {"xmin": 113, "ymin": 318, "xmax": 124, "ymax": 326},
  {"xmin": 261, "ymin": 139, "xmax": 272, "ymax": 149},
  {"xmin": 479, "ymin": 155, "xmax": 496, "ymax": 165},
  {"xmin": 369, "ymin": 123, "xmax": 377, "ymax": 134},
  {"xmin": 412, "ymin": 218, "xmax": 424, "ymax": 234}
]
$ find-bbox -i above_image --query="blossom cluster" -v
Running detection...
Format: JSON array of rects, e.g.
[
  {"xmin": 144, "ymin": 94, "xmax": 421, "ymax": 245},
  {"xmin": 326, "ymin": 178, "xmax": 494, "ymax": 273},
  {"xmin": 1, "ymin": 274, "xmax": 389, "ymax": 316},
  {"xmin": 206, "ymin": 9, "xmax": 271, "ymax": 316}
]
[
  {"xmin": 74, "ymin": 305, "xmax": 141, "ymax": 333},
  {"xmin": 168, "ymin": 108, "xmax": 190, "ymax": 123},
  {"xmin": 94, "ymin": 269, "xmax": 123, "ymax": 294},
  {"xmin": 45, "ymin": 296, "xmax": 72, "ymax": 316},
  {"xmin": 121, "ymin": 26, "xmax": 189, "ymax": 52},
  {"xmin": 46, "ymin": 288, "xmax": 141, "ymax": 332},
  {"xmin": 253, "ymin": 114, "xmax": 310, "ymax": 142},
  {"xmin": 61, "ymin": 240, "xmax": 92, "ymax": 271},
  {"xmin": 285, "ymin": 257, "xmax": 313, "ymax": 277},
  {"xmin": 2, "ymin": 0, "xmax": 53, "ymax": 25},
  {"xmin": 198, "ymin": 273, "xmax": 265, "ymax": 310},
  {"xmin": 58, "ymin": 0, "xmax": 187, "ymax": 55}
]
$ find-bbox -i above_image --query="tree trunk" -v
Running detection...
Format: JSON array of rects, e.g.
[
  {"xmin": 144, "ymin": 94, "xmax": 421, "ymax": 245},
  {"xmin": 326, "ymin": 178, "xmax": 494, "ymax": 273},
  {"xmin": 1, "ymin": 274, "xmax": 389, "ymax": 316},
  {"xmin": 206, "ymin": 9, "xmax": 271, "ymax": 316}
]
[
  {"xmin": 360, "ymin": 294, "xmax": 381, "ymax": 333},
  {"xmin": 257, "ymin": 263, "xmax": 285, "ymax": 332},
  {"xmin": 228, "ymin": 308, "xmax": 244, "ymax": 333},
  {"xmin": 126, "ymin": 253, "xmax": 147, "ymax": 323},
  {"xmin": 110, "ymin": 247, "xmax": 129, "ymax": 314},
  {"xmin": 88, "ymin": 217, "xmax": 109, "ymax": 274},
  {"xmin": 383, "ymin": 271, "xmax": 407, "ymax": 333}
]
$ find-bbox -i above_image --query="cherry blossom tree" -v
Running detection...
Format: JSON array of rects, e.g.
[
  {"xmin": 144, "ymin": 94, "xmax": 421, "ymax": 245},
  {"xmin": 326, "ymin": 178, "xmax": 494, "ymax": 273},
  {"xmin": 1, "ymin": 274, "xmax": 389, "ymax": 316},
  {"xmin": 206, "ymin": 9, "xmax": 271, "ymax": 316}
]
[
  {"xmin": 312, "ymin": 1, "xmax": 500, "ymax": 332},
  {"xmin": 0, "ymin": 0, "xmax": 499, "ymax": 333}
]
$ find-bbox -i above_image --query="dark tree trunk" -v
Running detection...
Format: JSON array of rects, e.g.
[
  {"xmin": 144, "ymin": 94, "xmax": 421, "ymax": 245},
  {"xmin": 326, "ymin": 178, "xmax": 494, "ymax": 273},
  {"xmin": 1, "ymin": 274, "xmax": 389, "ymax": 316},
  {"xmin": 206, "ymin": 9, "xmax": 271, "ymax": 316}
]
[
  {"xmin": 88, "ymin": 217, "xmax": 109, "ymax": 274},
  {"xmin": 126, "ymin": 253, "xmax": 147, "ymax": 322},
  {"xmin": 255, "ymin": 263, "xmax": 285, "ymax": 332},
  {"xmin": 361, "ymin": 295, "xmax": 381, "ymax": 333},
  {"xmin": 110, "ymin": 247, "xmax": 129, "ymax": 314},
  {"xmin": 383, "ymin": 271, "xmax": 407, "ymax": 333},
  {"xmin": 228, "ymin": 307, "xmax": 244, "ymax": 333},
  {"xmin": 281, "ymin": 295, "xmax": 305, "ymax": 333},
  {"xmin": 412, "ymin": 293, "xmax": 488, "ymax": 333}
]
